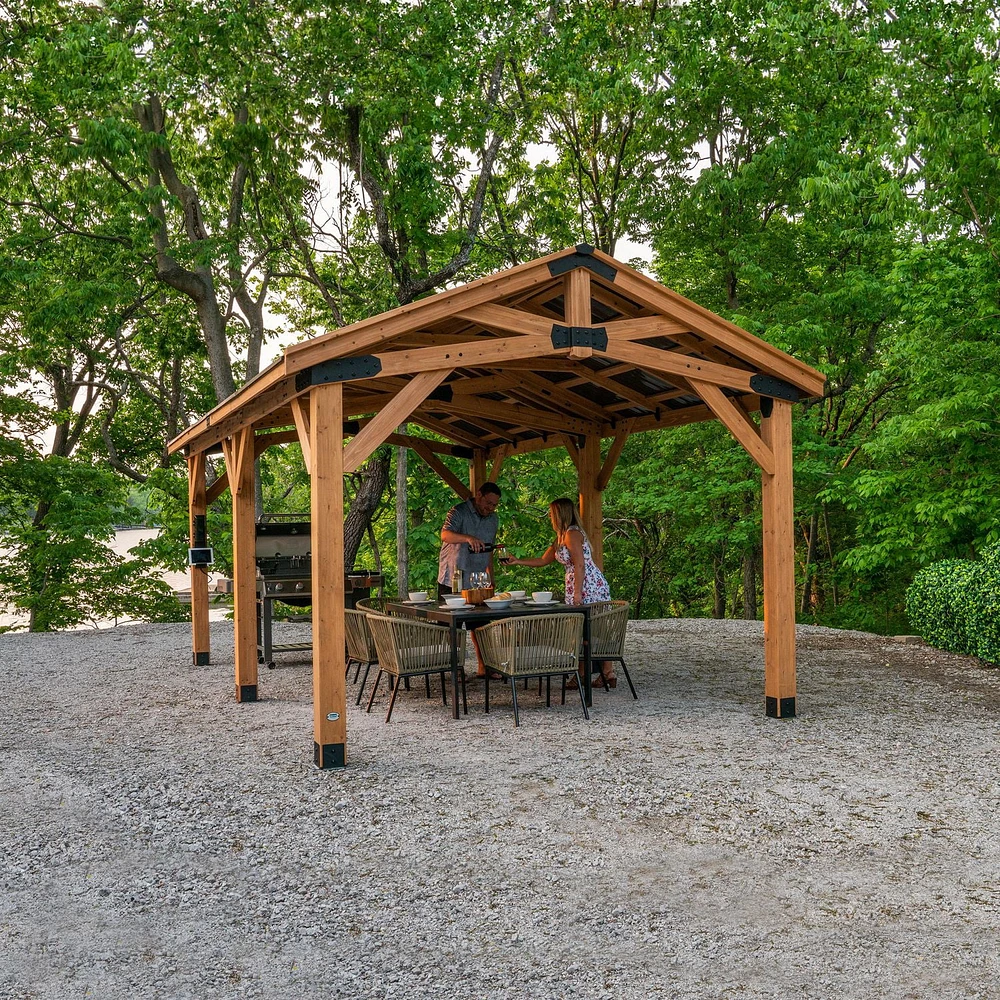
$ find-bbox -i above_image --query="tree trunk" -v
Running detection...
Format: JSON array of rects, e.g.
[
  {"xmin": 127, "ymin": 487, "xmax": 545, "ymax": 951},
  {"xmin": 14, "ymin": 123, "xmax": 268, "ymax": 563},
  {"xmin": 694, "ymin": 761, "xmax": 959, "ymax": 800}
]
[
  {"xmin": 800, "ymin": 513, "xmax": 818, "ymax": 614},
  {"xmin": 343, "ymin": 449, "xmax": 391, "ymax": 571},
  {"xmin": 713, "ymin": 556, "xmax": 726, "ymax": 619},
  {"xmin": 395, "ymin": 426, "xmax": 408, "ymax": 597},
  {"xmin": 742, "ymin": 549, "xmax": 758, "ymax": 620}
]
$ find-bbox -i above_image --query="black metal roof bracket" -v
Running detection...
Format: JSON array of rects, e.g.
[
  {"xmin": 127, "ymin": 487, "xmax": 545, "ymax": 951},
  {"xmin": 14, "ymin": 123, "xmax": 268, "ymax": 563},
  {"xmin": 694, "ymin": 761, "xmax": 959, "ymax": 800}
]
[
  {"xmin": 550, "ymin": 325, "xmax": 609, "ymax": 351},
  {"xmin": 750, "ymin": 373, "xmax": 800, "ymax": 403},
  {"xmin": 297, "ymin": 355, "xmax": 382, "ymax": 391},
  {"xmin": 547, "ymin": 244, "xmax": 618, "ymax": 282}
]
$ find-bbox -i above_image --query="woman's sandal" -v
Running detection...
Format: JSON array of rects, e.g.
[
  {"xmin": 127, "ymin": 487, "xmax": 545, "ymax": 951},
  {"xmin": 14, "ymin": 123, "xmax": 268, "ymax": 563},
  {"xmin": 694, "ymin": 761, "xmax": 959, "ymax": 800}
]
[{"xmin": 566, "ymin": 673, "xmax": 604, "ymax": 690}]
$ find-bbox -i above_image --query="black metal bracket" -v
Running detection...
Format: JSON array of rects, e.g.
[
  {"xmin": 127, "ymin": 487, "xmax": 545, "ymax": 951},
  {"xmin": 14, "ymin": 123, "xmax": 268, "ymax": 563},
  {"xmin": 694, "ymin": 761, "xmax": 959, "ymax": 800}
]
[
  {"xmin": 193, "ymin": 652, "xmax": 210, "ymax": 666},
  {"xmin": 551, "ymin": 325, "xmax": 609, "ymax": 351},
  {"xmin": 750, "ymin": 374, "xmax": 800, "ymax": 403},
  {"xmin": 547, "ymin": 244, "xmax": 618, "ymax": 282},
  {"xmin": 766, "ymin": 696, "xmax": 796, "ymax": 719},
  {"xmin": 297, "ymin": 355, "xmax": 382, "ymax": 391},
  {"xmin": 237, "ymin": 684, "xmax": 258, "ymax": 703},
  {"xmin": 314, "ymin": 742, "xmax": 346, "ymax": 769}
]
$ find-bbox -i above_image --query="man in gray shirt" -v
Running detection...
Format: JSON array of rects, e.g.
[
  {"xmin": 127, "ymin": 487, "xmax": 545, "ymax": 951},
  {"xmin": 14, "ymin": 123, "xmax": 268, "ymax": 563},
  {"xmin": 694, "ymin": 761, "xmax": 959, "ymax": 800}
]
[{"xmin": 437, "ymin": 482, "xmax": 502, "ymax": 596}]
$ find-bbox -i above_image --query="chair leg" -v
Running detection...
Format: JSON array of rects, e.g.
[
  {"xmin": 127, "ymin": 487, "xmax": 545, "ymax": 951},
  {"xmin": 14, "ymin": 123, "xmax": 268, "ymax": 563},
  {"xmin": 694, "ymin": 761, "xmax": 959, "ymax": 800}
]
[
  {"xmin": 345, "ymin": 657, "xmax": 354, "ymax": 680},
  {"xmin": 439, "ymin": 671, "xmax": 448, "ymax": 706},
  {"xmin": 353, "ymin": 660, "xmax": 363, "ymax": 683},
  {"xmin": 365, "ymin": 670, "xmax": 383, "ymax": 713},
  {"xmin": 620, "ymin": 657, "xmax": 638, "ymax": 700},
  {"xmin": 385, "ymin": 674, "xmax": 402, "ymax": 723},
  {"xmin": 561, "ymin": 675, "xmax": 567, "ymax": 705},
  {"xmin": 461, "ymin": 670, "xmax": 468, "ymax": 715},
  {"xmin": 545, "ymin": 675, "xmax": 551, "ymax": 707},
  {"xmin": 425, "ymin": 673, "xmax": 431, "ymax": 699},
  {"xmin": 356, "ymin": 663, "xmax": 372, "ymax": 706},
  {"xmin": 576, "ymin": 674, "xmax": 590, "ymax": 721},
  {"xmin": 510, "ymin": 676, "xmax": 520, "ymax": 727}
]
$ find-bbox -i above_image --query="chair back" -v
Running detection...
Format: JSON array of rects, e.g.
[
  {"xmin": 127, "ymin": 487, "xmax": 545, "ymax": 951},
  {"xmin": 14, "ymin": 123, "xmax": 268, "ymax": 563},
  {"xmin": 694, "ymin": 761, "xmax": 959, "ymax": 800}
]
[
  {"xmin": 364, "ymin": 611, "xmax": 463, "ymax": 676},
  {"xmin": 477, "ymin": 613, "xmax": 582, "ymax": 676},
  {"xmin": 590, "ymin": 600, "xmax": 629, "ymax": 658},
  {"xmin": 345, "ymin": 608, "xmax": 377, "ymax": 663}
]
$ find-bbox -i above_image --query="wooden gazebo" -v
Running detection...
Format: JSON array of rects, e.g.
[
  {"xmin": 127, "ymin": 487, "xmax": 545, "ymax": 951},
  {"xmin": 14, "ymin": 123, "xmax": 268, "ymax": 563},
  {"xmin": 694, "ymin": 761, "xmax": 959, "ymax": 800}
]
[{"xmin": 167, "ymin": 246, "xmax": 825, "ymax": 768}]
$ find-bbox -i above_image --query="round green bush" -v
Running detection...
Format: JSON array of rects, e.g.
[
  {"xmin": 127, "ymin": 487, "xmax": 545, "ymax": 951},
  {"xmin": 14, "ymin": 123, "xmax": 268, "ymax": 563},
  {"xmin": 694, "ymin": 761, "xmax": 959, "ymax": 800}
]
[{"xmin": 906, "ymin": 545, "xmax": 1000, "ymax": 663}]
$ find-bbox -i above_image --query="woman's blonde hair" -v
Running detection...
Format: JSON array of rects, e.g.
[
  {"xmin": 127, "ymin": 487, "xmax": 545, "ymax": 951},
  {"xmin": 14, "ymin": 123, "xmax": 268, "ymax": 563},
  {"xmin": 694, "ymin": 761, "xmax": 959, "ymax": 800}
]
[{"xmin": 550, "ymin": 497, "xmax": 584, "ymax": 535}]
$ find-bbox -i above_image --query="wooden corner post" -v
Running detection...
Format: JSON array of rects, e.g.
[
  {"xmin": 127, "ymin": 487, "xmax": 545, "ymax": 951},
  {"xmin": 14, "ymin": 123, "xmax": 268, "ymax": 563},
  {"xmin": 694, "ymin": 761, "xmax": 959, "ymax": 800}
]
[
  {"xmin": 222, "ymin": 428, "xmax": 258, "ymax": 702},
  {"xmin": 760, "ymin": 398, "xmax": 797, "ymax": 717},
  {"xmin": 187, "ymin": 451, "xmax": 211, "ymax": 666},
  {"xmin": 578, "ymin": 435, "xmax": 604, "ymax": 569},
  {"xmin": 311, "ymin": 382, "xmax": 348, "ymax": 769}
]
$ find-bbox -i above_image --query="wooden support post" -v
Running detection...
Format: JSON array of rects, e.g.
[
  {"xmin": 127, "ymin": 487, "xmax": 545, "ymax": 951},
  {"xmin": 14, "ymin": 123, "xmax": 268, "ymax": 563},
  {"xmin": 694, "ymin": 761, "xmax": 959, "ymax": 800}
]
[
  {"xmin": 222, "ymin": 428, "xmax": 258, "ymax": 703},
  {"xmin": 760, "ymin": 399, "xmax": 797, "ymax": 718},
  {"xmin": 578, "ymin": 435, "xmax": 604, "ymax": 569},
  {"xmin": 187, "ymin": 452, "xmax": 211, "ymax": 666},
  {"xmin": 470, "ymin": 450, "xmax": 488, "ymax": 494},
  {"xmin": 311, "ymin": 382, "xmax": 348, "ymax": 769}
]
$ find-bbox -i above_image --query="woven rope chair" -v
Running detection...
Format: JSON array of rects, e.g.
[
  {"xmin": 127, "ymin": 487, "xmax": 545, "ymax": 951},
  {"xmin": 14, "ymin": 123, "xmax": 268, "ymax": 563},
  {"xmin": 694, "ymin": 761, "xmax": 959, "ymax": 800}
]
[
  {"xmin": 589, "ymin": 600, "xmax": 637, "ymax": 699},
  {"xmin": 344, "ymin": 609, "xmax": 381, "ymax": 706},
  {"xmin": 475, "ymin": 614, "xmax": 588, "ymax": 727},
  {"xmin": 363, "ymin": 612, "xmax": 466, "ymax": 722},
  {"xmin": 354, "ymin": 596, "xmax": 390, "ymax": 614}
]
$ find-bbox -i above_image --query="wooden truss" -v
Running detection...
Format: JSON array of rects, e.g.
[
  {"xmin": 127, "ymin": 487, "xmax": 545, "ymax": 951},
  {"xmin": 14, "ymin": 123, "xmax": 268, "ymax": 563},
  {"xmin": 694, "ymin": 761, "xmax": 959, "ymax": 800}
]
[{"xmin": 168, "ymin": 245, "xmax": 825, "ymax": 767}]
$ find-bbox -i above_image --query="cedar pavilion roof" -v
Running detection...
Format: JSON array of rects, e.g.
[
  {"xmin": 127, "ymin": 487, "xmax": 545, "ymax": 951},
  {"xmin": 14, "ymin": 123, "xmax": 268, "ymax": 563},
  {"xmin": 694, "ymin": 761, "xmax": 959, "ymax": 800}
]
[{"xmin": 167, "ymin": 246, "xmax": 826, "ymax": 461}]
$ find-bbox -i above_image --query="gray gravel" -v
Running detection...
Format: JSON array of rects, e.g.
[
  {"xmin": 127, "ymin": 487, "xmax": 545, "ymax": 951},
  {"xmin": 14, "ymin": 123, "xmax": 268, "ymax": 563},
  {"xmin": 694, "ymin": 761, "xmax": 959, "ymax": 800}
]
[{"xmin": 1, "ymin": 618, "xmax": 998, "ymax": 999}]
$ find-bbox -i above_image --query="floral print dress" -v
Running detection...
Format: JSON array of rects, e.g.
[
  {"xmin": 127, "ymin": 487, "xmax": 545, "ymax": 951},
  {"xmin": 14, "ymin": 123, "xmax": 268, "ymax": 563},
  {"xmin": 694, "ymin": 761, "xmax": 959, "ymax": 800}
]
[{"xmin": 554, "ymin": 526, "xmax": 611, "ymax": 605}]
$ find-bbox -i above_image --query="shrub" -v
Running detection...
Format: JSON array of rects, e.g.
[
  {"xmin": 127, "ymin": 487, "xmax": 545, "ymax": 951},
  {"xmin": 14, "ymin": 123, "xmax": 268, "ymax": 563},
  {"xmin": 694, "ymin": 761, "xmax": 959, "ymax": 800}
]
[{"xmin": 905, "ymin": 545, "xmax": 1000, "ymax": 663}]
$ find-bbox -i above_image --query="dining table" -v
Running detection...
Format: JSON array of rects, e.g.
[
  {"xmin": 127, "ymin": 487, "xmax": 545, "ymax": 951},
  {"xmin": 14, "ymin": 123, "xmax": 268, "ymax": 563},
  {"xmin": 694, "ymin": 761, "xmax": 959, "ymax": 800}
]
[{"xmin": 384, "ymin": 598, "xmax": 596, "ymax": 720}]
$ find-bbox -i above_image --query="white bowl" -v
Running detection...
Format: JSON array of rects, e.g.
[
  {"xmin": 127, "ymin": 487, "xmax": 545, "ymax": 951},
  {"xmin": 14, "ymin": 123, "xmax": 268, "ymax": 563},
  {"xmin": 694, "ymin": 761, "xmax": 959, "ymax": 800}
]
[
  {"xmin": 508, "ymin": 590, "xmax": 526, "ymax": 600},
  {"xmin": 532, "ymin": 591, "xmax": 553, "ymax": 603},
  {"xmin": 444, "ymin": 596, "xmax": 466, "ymax": 607},
  {"xmin": 408, "ymin": 591, "xmax": 429, "ymax": 602},
  {"xmin": 484, "ymin": 598, "xmax": 512, "ymax": 609}
]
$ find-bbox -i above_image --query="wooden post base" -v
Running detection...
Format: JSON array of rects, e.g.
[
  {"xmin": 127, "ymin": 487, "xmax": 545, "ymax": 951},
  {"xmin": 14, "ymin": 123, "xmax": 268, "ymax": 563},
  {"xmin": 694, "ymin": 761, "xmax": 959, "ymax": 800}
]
[
  {"xmin": 193, "ymin": 652, "xmax": 210, "ymax": 666},
  {"xmin": 314, "ymin": 742, "xmax": 346, "ymax": 769},
  {"xmin": 236, "ymin": 684, "xmax": 258, "ymax": 703},
  {"xmin": 766, "ymin": 696, "xmax": 796, "ymax": 718}
]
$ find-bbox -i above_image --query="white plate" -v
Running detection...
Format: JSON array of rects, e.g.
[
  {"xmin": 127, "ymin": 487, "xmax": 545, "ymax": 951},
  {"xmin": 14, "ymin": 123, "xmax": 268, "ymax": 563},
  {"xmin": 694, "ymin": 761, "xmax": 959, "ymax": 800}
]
[
  {"xmin": 441, "ymin": 602, "xmax": 473, "ymax": 610},
  {"xmin": 403, "ymin": 599, "xmax": 434, "ymax": 604},
  {"xmin": 525, "ymin": 599, "xmax": 557, "ymax": 605}
]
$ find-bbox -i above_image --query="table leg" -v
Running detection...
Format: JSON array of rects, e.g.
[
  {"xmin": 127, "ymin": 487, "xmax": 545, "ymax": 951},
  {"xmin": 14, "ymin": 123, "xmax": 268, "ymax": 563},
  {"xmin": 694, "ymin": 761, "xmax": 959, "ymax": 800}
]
[
  {"xmin": 450, "ymin": 620, "xmax": 460, "ymax": 720},
  {"xmin": 582, "ymin": 609, "xmax": 593, "ymax": 708}
]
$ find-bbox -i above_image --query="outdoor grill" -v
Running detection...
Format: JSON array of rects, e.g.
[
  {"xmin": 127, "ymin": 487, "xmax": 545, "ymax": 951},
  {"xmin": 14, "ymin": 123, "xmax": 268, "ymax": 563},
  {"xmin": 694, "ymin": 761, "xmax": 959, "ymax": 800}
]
[{"xmin": 255, "ymin": 515, "xmax": 383, "ymax": 669}]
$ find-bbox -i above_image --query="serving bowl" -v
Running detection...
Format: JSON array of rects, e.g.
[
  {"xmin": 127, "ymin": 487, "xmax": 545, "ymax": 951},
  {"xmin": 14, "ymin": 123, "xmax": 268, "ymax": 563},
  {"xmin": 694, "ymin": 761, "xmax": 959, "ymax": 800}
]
[
  {"xmin": 484, "ymin": 597, "xmax": 512, "ymax": 609},
  {"xmin": 443, "ymin": 596, "xmax": 466, "ymax": 608},
  {"xmin": 508, "ymin": 590, "xmax": 526, "ymax": 600},
  {"xmin": 408, "ymin": 591, "xmax": 429, "ymax": 602}
]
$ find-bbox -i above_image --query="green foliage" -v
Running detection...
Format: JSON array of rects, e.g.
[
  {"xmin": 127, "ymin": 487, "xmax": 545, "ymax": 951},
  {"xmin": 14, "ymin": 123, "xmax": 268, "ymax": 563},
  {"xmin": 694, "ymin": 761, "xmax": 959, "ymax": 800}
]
[
  {"xmin": 906, "ymin": 546, "xmax": 1000, "ymax": 663},
  {"xmin": 0, "ymin": 449, "xmax": 182, "ymax": 631}
]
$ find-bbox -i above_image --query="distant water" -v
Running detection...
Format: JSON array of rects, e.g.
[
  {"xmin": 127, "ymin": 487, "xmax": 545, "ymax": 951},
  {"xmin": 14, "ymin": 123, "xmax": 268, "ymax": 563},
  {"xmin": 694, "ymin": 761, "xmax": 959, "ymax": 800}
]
[{"xmin": 0, "ymin": 528, "xmax": 229, "ymax": 631}]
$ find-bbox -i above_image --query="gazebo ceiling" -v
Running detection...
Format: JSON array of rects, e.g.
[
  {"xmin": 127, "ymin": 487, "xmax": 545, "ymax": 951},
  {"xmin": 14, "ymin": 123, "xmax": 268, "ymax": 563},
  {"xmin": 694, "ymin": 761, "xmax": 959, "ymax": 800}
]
[{"xmin": 167, "ymin": 246, "xmax": 825, "ymax": 461}]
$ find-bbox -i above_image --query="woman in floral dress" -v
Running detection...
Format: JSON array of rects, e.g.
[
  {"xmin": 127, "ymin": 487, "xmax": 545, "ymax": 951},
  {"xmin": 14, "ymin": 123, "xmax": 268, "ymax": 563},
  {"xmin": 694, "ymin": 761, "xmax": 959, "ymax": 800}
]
[{"xmin": 503, "ymin": 498, "xmax": 616, "ymax": 687}]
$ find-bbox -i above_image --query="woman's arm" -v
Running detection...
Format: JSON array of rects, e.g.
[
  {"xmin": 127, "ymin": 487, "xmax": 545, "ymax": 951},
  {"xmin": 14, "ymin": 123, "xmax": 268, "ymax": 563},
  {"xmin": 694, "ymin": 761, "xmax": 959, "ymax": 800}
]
[
  {"xmin": 505, "ymin": 544, "xmax": 557, "ymax": 568},
  {"xmin": 564, "ymin": 529, "xmax": 585, "ymax": 604}
]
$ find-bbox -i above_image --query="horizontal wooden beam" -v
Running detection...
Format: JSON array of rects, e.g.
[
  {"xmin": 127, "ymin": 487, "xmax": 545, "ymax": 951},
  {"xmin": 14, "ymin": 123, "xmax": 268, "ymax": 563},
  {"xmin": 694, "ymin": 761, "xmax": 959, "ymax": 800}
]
[
  {"xmin": 373, "ymin": 334, "xmax": 560, "ymax": 379},
  {"xmin": 605, "ymin": 341, "xmax": 755, "ymax": 392}
]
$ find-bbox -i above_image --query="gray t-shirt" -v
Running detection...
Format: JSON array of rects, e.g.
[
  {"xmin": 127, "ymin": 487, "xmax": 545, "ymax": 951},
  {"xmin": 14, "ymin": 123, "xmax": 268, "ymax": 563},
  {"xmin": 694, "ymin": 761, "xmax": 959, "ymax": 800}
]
[{"xmin": 438, "ymin": 498, "xmax": 498, "ymax": 587}]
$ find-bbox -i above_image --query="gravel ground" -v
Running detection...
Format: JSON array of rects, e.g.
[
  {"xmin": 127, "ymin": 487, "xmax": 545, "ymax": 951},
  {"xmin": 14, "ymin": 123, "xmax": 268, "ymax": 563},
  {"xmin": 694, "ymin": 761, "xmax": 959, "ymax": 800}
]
[{"xmin": 1, "ymin": 618, "xmax": 998, "ymax": 1000}]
